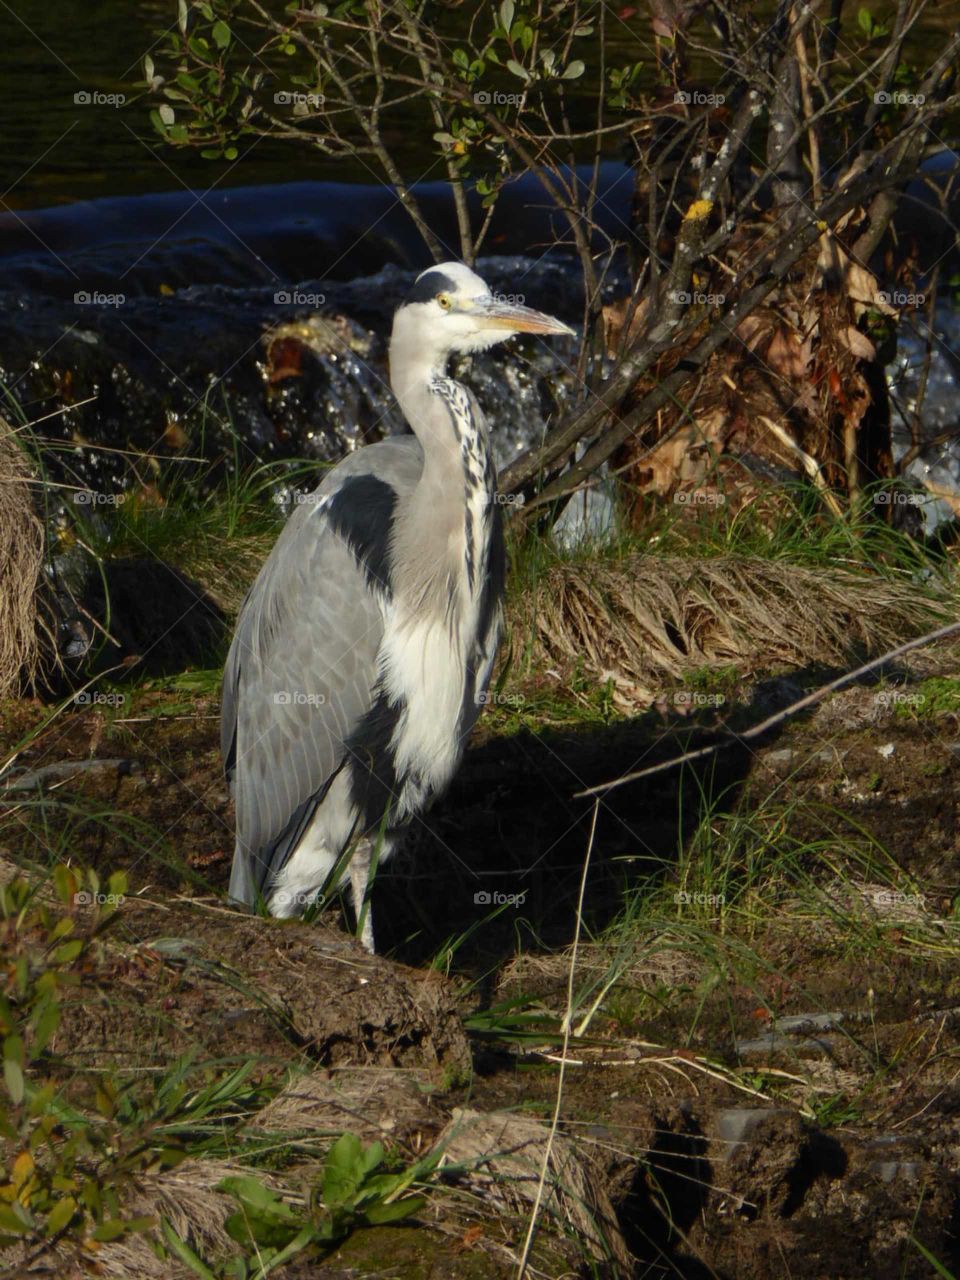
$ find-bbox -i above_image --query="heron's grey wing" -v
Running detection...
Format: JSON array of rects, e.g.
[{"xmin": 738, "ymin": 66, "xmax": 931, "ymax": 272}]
[{"xmin": 222, "ymin": 438, "xmax": 423, "ymax": 904}]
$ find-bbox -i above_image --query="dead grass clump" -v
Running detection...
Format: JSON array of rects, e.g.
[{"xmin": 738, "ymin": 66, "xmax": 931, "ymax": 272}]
[
  {"xmin": 0, "ymin": 1160, "xmax": 292, "ymax": 1280},
  {"xmin": 252, "ymin": 1065, "xmax": 445, "ymax": 1151},
  {"xmin": 514, "ymin": 555, "xmax": 949, "ymax": 707},
  {"xmin": 498, "ymin": 939, "xmax": 701, "ymax": 1006},
  {"xmin": 0, "ymin": 420, "xmax": 54, "ymax": 696},
  {"xmin": 434, "ymin": 1107, "xmax": 631, "ymax": 1272}
]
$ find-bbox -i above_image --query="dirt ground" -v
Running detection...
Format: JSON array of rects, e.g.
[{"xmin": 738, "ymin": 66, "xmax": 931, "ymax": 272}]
[{"xmin": 2, "ymin": 650, "xmax": 960, "ymax": 1278}]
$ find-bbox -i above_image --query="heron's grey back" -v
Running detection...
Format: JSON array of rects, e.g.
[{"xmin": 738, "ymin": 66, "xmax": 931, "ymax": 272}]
[{"xmin": 222, "ymin": 437, "xmax": 424, "ymax": 902}]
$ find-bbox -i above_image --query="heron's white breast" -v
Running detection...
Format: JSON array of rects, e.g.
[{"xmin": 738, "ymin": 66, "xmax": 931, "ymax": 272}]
[{"xmin": 380, "ymin": 600, "xmax": 475, "ymax": 799}]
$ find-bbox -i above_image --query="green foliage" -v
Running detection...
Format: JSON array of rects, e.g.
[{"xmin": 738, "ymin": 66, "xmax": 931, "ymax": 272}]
[
  {"xmin": 463, "ymin": 996, "xmax": 562, "ymax": 1047},
  {"xmin": 0, "ymin": 868, "xmax": 146, "ymax": 1249},
  {"xmin": 181, "ymin": 1133, "xmax": 440, "ymax": 1275},
  {"xmin": 810, "ymin": 1092, "xmax": 862, "ymax": 1128},
  {"xmin": 857, "ymin": 7, "xmax": 891, "ymax": 40},
  {"xmin": 146, "ymin": 0, "xmax": 597, "ymax": 214},
  {"xmin": 0, "ymin": 870, "xmax": 269, "ymax": 1256},
  {"xmin": 607, "ymin": 62, "xmax": 645, "ymax": 110}
]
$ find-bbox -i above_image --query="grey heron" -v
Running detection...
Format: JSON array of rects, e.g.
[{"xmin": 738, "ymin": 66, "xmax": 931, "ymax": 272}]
[{"xmin": 222, "ymin": 262, "xmax": 573, "ymax": 950}]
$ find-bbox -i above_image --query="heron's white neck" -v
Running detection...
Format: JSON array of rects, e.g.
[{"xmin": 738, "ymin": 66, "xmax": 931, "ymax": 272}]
[
  {"xmin": 388, "ymin": 326, "xmax": 495, "ymax": 614},
  {"xmin": 389, "ymin": 330, "xmax": 465, "ymax": 466}
]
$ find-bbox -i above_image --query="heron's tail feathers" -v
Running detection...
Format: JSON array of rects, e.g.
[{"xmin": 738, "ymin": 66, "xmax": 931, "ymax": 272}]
[{"xmin": 227, "ymin": 848, "xmax": 258, "ymax": 909}]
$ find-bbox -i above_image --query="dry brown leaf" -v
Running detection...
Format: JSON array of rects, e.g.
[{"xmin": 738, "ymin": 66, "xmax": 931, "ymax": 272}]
[
  {"xmin": 602, "ymin": 293, "xmax": 650, "ymax": 358},
  {"xmin": 838, "ymin": 325, "xmax": 876, "ymax": 360}
]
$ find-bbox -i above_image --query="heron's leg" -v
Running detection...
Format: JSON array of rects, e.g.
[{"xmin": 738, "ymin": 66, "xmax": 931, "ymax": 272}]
[{"xmin": 348, "ymin": 838, "xmax": 375, "ymax": 953}]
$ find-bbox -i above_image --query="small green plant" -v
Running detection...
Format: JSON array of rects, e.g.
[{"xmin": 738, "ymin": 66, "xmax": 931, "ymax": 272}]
[
  {"xmin": 809, "ymin": 1092, "xmax": 862, "ymax": 1128},
  {"xmin": 161, "ymin": 1133, "xmax": 438, "ymax": 1277},
  {"xmin": 463, "ymin": 996, "xmax": 562, "ymax": 1048}
]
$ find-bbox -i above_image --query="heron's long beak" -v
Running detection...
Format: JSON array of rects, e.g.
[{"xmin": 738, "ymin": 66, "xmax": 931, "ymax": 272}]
[{"xmin": 473, "ymin": 298, "xmax": 575, "ymax": 337}]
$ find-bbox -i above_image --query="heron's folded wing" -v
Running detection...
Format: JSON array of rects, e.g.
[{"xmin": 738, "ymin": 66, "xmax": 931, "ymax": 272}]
[{"xmin": 222, "ymin": 498, "xmax": 386, "ymax": 898}]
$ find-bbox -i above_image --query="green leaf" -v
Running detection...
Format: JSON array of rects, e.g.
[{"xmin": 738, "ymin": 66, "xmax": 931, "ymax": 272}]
[
  {"xmin": 32, "ymin": 1001, "xmax": 59, "ymax": 1056},
  {"xmin": 212, "ymin": 20, "xmax": 231, "ymax": 48},
  {"xmin": 52, "ymin": 865, "xmax": 77, "ymax": 906},
  {"xmin": 858, "ymin": 7, "xmax": 872, "ymax": 34},
  {"xmin": 0, "ymin": 1203, "xmax": 32, "ymax": 1235},
  {"xmin": 323, "ymin": 1133, "xmax": 362, "ymax": 1208},
  {"xmin": 92, "ymin": 1219, "xmax": 128, "ymax": 1242},
  {"xmin": 219, "ymin": 1176, "xmax": 281, "ymax": 1212},
  {"xmin": 910, "ymin": 1238, "xmax": 956, "ymax": 1279},
  {"xmin": 499, "ymin": 0, "xmax": 515, "ymax": 35},
  {"xmin": 159, "ymin": 103, "xmax": 176, "ymax": 126},
  {"xmin": 359, "ymin": 1140, "xmax": 385, "ymax": 1178},
  {"xmin": 224, "ymin": 146, "xmax": 239, "ymax": 160},
  {"xmin": 365, "ymin": 1195, "xmax": 426, "ymax": 1225},
  {"xmin": 46, "ymin": 1196, "xmax": 77, "ymax": 1236},
  {"xmin": 53, "ymin": 939, "xmax": 84, "ymax": 965},
  {"xmin": 4, "ymin": 1058, "xmax": 24, "ymax": 1106},
  {"xmin": 161, "ymin": 1218, "xmax": 218, "ymax": 1279},
  {"xmin": 4, "ymin": 1033, "xmax": 24, "ymax": 1069},
  {"xmin": 562, "ymin": 60, "xmax": 586, "ymax": 79},
  {"xmin": 506, "ymin": 59, "xmax": 530, "ymax": 81}
]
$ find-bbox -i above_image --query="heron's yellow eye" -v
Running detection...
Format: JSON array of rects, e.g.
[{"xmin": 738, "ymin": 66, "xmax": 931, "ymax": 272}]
[{"xmin": 437, "ymin": 293, "xmax": 452, "ymax": 311}]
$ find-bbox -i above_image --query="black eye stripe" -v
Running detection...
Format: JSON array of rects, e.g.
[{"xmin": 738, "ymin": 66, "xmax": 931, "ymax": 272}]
[{"xmin": 406, "ymin": 270, "xmax": 459, "ymax": 305}]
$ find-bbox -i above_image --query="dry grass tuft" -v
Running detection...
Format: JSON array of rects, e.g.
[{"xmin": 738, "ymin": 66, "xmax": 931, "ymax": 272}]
[
  {"xmin": 177, "ymin": 532, "xmax": 277, "ymax": 616},
  {"xmin": 0, "ymin": 420, "xmax": 54, "ymax": 696},
  {"xmin": 513, "ymin": 554, "xmax": 950, "ymax": 708},
  {"xmin": 498, "ymin": 939, "xmax": 701, "ymax": 1004},
  {"xmin": 124, "ymin": 1158, "xmax": 290, "ymax": 1270},
  {"xmin": 434, "ymin": 1107, "xmax": 631, "ymax": 1271},
  {"xmin": 252, "ymin": 1065, "xmax": 445, "ymax": 1150},
  {"xmin": 0, "ymin": 1160, "xmax": 291, "ymax": 1280}
]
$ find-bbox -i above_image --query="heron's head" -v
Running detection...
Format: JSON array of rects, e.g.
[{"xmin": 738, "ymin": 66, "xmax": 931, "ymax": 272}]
[{"xmin": 392, "ymin": 262, "xmax": 574, "ymax": 362}]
